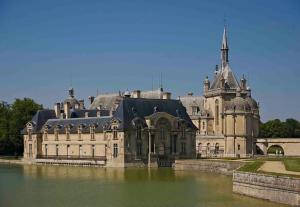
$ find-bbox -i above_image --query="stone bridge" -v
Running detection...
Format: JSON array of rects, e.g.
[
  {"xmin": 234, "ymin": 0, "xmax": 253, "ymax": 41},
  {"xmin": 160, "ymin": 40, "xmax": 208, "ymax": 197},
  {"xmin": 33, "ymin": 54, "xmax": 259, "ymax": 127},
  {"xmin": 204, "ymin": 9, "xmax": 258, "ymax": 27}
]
[{"xmin": 255, "ymin": 138, "xmax": 300, "ymax": 156}]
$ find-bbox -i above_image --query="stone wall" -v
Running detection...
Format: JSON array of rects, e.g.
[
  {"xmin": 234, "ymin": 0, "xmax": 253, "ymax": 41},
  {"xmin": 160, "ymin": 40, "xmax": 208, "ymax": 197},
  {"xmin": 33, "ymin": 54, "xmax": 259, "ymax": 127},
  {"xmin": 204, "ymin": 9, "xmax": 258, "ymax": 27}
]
[
  {"xmin": 233, "ymin": 171, "xmax": 300, "ymax": 206},
  {"xmin": 174, "ymin": 159, "xmax": 244, "ymax": 175}
]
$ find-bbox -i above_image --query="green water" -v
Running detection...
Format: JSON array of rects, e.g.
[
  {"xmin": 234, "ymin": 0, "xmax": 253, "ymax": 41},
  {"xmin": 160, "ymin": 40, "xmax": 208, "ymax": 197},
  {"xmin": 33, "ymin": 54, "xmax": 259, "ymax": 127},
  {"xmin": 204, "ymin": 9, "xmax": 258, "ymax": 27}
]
[{"xmin": 0, "ymin": 164, "xmax": 286, "ymax": 207}]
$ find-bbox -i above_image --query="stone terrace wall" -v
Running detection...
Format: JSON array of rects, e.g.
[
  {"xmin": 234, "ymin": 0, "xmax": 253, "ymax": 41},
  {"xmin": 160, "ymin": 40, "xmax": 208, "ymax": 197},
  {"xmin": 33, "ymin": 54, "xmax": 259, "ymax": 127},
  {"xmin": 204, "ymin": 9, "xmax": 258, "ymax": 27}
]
[
  {"xmin": 233, "ymin": 171, "xmax": 300, "ymax": 206},
  {"xmin": 174, "ymin": 159, "xmax": 245, "ymax": 176}
]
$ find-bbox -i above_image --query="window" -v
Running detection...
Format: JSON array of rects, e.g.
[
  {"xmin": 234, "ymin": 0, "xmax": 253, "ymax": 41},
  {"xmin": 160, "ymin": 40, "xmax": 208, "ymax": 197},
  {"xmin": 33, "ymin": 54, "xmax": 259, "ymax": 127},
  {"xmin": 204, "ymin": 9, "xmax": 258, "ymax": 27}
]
[
  {"xmin": 55, "ymin": 128, "xmax": 59, "ymax": 141},
  {"xmin": 113, "ymin": 127, "xmax": 118, "ymax": 140},
  {"xmin": 215, "ymin": 100, "xmax": 219, "ymax": 126},
  {"xmin": 237, "ymin": 144, "xmax": 240, "ymax": 151},
  {"xmin": 92, "ymin": 145, "xmax": 95, "ymax": 158},
  {"xmin": 113, "ymin": 144, "xmax": 118, "ymax": 158},
  {"xmin": 45, "ymin": 144, "xmax": 48, "ymax": 156},
  {"xmin": 151, "ymin": 135, "xmax": 155, "ymax": 153},
  {"xmin": 181, "ymin": 127, "xmax": 185, "ymax": 139},
  {"xmin": 67, "ymin": 145, "xmax": 70, "ymax": 157},
  {"xmin": 172, "ymin": 135, "xmax": 177, "ymax": 153},
  {"xmin": 29, "ymin": 144, "xmax": 32, "ymax": 157},
  {"xmin": 215, "ymin": 143, "xmax": 219, "ymax": 154},
  {"xmin": 28, "ymin": 130, "xmax": 32, "ymax": 141},
  {"xmin": 160, "ymin": 128, "xmax": 165, "ymax": 140},
  {"xmin": 90, "ymin": 126, "xmax": 95, "ymax": 140},
  {"xmin": 79, "ymin": 145, "xmax": 82, "ymax": 158},
  {"xmin": 43, "ymin": 130, "xmax": 48, "ymax": 141},
  {"xmin": 192, "ymin": 106, "xmax": 197, "ymax": 115},
  {"xmin": 56, "ymin": 144, "xmax": 59, "ymax": 156},
  {"xmin": 207, "ymin": 143, "xmax": 210, "ymax": 154},
  {"xmin": 66, "ymin": 128, "xmax": 70, "ymax": 141},
  {"xmin": 137, "ymin": 143, "xmax": 142, "ymax": 156},
  {"xmin": 137, "ymin": 125, "xmax": 142, "ymax": 140},
  {"xmin": 198, "ymin": 143, "xmax": 202, "ymax": 153},
  {"xmin": 181, "ymin": 142, "xmax": 186, "ymax": 155},
  {"xmin": 202, "ymin": 122, "xmax": 205, "ymax": 130}
]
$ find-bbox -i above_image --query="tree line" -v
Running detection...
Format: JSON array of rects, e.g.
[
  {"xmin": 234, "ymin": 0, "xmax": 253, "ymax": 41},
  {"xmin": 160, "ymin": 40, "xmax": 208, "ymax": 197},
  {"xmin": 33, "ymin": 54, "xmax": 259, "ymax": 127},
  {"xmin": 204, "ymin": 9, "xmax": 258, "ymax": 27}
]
[
  {"xmin": 259, "ymin": 119, "xmax": 300, "ymax": 138},
  {"xmin": 0, "ymin": 98, "xmax": 42, "ymax": 156}
]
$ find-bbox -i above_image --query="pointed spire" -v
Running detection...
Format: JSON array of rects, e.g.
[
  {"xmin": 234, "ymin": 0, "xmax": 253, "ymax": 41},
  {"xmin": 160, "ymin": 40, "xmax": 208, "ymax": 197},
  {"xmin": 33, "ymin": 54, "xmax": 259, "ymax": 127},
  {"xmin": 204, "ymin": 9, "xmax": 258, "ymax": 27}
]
[
  {"xmin": 221, "ymin": 27, "xmax": 229, "ymax": 50},
  {"xmin": 221, "ymin": 26, "xmax": 229, "ymax": 70}
]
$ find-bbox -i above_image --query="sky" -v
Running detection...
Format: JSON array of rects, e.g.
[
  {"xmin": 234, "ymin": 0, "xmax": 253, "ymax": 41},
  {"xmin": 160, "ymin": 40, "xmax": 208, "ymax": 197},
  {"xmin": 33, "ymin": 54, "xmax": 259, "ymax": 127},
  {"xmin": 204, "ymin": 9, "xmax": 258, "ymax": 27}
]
[{"xmin": 0, "ymin": 0, "xmax": 299, "ymax": 122}]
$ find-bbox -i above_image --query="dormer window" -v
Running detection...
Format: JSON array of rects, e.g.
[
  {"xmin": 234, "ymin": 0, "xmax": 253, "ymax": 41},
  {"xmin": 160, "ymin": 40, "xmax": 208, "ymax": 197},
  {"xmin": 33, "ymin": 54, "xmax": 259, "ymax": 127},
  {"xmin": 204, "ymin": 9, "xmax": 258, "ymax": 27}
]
[
  {"xmin": 113, "ymin": 126, "xmax": 118, "ymax": 140},
  {"xmin": 28, "ymin": 129, "xmax": 32, "ymax": 141},
  {"xmin": 43, "ymin": 129, "xmax": 48, "ymax": 141},
  {"xmin": 54, "ymin": 127, "xmax": 59, "ymax": 141}
]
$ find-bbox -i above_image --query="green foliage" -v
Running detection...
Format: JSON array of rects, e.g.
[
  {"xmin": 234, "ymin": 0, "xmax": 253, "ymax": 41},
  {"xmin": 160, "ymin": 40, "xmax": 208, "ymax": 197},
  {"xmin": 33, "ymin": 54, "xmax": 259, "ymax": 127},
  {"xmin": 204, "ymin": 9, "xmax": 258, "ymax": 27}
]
[
  {"xmin": 238, "ymin": 161, "xmax": 264, "ymax": 172},
  {"xmin": 259, "ymin": 118, "xmax": 300, "ymax": 138},
  {"xmin": 0, "ymin": 98, "xmax": 42, "ymax": 155}
]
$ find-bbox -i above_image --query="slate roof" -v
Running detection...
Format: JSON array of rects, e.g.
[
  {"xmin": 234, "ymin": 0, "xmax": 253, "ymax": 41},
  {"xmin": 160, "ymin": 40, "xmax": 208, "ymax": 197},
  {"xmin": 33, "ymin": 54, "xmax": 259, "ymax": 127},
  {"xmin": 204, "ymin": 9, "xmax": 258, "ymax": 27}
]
[
  {"xmin": 210, "ymin": 64, "xmax": 240, "ymax": 90},
  {"xmin": 114, "ymin": 98, "xmax": 197, "ymax": 130},
  {"xmin": 44, "ymin": 117, "xmax": 112, "ymax": 133},
  {"xmin": 22, "ymin": 109, "xmax": 56, "ymax": 134}
]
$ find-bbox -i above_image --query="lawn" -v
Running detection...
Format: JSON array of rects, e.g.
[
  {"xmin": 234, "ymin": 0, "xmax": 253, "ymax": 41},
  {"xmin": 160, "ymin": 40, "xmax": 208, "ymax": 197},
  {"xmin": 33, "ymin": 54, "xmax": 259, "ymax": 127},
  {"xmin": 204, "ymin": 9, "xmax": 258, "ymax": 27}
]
[
  {"xmin": 283, "ymin": 158, "xmax": 300, "ymax": 172},
  {"xmin": 237, "ymin": 160, "xmax": 264, "ymax": 173}
]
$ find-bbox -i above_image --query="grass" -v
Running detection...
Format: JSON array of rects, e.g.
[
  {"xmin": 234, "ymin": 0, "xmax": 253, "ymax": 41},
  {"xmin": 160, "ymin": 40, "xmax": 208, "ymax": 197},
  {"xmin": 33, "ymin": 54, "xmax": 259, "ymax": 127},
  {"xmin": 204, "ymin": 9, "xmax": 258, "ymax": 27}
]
[
  {"xmin": 237, "ymin": 160, "xmax": 264, "ymax": 173},
  {"xmin": 283, "ymin": 158, "xmax": 300, "ymax": 172}
]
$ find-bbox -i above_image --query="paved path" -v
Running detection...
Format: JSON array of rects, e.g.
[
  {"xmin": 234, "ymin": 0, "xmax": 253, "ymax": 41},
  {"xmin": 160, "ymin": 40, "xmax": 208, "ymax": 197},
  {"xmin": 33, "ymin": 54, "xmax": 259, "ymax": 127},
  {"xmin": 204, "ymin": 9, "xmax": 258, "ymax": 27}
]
[{"xmin": 258, "ymin": 161, "xmax": 300, "ymax": 176}]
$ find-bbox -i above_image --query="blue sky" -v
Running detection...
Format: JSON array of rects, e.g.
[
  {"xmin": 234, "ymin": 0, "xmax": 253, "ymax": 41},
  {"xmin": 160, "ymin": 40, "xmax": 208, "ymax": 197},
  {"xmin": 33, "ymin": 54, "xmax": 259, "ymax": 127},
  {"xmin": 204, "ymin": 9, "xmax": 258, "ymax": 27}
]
[{"xmin": 0, "ymin": 0, "xmax": 299, "ymax": 121}]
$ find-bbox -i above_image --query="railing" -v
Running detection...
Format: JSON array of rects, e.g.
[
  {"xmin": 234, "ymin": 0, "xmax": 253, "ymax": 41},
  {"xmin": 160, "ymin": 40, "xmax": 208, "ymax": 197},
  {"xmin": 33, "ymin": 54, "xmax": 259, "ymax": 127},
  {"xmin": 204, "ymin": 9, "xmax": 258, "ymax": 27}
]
[{"xmin": 36, "ymin": 155, "xmax": 107, "ymax": 161}]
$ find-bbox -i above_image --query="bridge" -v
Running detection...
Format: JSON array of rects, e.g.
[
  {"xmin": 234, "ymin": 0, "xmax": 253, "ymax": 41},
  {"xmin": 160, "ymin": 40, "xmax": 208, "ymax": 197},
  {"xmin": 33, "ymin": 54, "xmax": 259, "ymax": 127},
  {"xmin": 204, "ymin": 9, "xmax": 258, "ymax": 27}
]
[{"xmin": 255, "ymin": 138, "xmax": 300, "ymax": 156}]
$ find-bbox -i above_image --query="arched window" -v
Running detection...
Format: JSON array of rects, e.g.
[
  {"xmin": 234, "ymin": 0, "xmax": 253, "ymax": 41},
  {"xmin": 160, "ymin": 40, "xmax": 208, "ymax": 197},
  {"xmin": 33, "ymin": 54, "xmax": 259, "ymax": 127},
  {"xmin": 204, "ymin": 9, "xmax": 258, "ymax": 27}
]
[
  {"xmin": 113, "ymin": 126, "xmax": 118, "ymax": 140},
  {"xmin": 198, "ymin": 143, "xmax": 202, "ymax": 154},
  {"xmin": 215, "ymin": 143, "xmax": 219, "ymax": 154},
  {"xmin": 215, "ymin": 99, "xmax": 219, "ymax": 126},
  {"xmin": 207, "ymin": 143, "xmax": 210, "ymax": 154}
]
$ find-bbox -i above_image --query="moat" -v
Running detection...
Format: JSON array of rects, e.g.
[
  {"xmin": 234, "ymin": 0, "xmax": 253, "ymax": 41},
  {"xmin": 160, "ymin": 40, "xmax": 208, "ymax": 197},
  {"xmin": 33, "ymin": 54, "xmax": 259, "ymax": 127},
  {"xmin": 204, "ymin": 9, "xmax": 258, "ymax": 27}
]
[{"xmin": 0, "ymin": 164, "xmax": 286, "ymax": 207}]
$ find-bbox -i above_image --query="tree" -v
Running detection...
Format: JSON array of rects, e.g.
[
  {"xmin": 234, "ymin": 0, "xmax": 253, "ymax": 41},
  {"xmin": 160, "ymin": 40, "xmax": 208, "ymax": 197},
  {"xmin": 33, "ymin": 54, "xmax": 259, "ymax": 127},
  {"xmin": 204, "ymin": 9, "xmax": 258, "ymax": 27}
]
[
  {"xmin": 0, "ymin": 98, "xmax": 42, "ymax": 155},
  {"xmin": 259, "ymin": 118, "xmax": 300, "ymax": 138}
]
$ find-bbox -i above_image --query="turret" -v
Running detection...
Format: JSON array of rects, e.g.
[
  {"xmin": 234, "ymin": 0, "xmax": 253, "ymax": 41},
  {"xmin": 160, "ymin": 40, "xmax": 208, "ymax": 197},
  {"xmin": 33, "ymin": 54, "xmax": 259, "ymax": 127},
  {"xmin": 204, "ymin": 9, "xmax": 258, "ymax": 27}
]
[
  {"xmin": 204, "ymin": 76, "xmax": 210, "ymax": 92},
  {"xmin": 240, "ymin": 75, "xmax": 247, "ymax": 90}
]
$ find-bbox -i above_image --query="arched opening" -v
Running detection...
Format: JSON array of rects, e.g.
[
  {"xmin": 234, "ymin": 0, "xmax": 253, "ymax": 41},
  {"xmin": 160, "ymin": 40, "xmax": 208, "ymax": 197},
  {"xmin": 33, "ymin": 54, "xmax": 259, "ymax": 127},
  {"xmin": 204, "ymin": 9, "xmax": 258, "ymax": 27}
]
[
  {"xmin": 267, "ymin": 145, "xmax": 284, "ymax": 155},
  {"xmin": 215, "ymin": 143, "xmax": 219, "ymax": 154},
  {"xmin": 206, "ymin": 143, "xmax": 210, "ymax": 155}
]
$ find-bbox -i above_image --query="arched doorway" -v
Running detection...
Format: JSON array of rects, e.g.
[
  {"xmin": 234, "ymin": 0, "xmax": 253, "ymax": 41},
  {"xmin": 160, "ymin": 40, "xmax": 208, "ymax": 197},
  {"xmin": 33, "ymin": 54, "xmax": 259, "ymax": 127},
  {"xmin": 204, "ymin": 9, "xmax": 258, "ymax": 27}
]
[{"xmin": 267, "ymin": 145, "xmax": 284, "ymax": 155}]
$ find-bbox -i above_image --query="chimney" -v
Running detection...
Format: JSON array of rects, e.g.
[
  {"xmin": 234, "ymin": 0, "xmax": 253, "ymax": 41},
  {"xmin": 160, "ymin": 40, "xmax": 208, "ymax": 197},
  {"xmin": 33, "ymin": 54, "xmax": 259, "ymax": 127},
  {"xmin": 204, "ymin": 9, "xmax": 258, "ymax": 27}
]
[
  {"xmin": 162, "ymin": 92, "xmax": 171, "ymax": 100},
  {"xmin": 54, "ymin": 103, "xmax": 61, "ymax": 118},
  {"xmin": 89, "ymin": 96, "xmax": 95, "ymax": 105},
  {"xmin": 132, "ymin": 90, "xmax": 141, "ymax": 98},
  {"xmin": 187, "ymin": 92, "xmax": 193, "ymax": 96},
  {"xmin": 64, "ymin": 102, "xmax": 71, "ymax": 119},
  {"xmin": 79, "ymin": 100, "xmax": 85, "ymax": 109}
]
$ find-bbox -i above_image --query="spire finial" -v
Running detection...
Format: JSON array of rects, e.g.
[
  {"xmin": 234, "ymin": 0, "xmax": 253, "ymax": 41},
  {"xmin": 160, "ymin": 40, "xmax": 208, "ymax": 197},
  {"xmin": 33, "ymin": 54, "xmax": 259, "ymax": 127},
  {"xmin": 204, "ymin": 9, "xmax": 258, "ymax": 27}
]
[{"xmin": 221, "ymin": 25, "xmax": 229, "ymax": 70}]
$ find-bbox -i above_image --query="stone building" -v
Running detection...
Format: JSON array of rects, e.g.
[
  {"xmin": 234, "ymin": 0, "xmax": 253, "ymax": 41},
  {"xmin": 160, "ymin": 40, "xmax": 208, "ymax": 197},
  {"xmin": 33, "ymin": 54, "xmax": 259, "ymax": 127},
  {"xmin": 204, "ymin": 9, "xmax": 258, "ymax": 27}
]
[
  {"xmin": 180, "ymin": 27, "xmax": 260, "ymax": 158},
  {"xmin": 23, "ymin": 88, "xmax": 196, "ymax": 167}
]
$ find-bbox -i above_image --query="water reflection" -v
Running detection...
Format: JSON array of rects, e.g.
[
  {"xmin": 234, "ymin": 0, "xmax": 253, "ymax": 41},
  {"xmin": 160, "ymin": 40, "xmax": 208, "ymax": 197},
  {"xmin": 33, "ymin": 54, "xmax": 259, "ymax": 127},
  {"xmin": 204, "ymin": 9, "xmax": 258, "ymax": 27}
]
[{"xmin": 0, "ymin": 164, "xmax": 286, "ymax": 207}]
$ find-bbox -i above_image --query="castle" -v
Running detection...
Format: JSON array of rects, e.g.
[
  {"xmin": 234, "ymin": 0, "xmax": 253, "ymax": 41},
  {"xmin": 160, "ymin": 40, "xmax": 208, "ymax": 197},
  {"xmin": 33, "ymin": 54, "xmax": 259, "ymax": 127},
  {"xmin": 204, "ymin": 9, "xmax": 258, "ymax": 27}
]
[{"xmin": 23, "ymin": 27, "xmax": 260, "ymax": 166}]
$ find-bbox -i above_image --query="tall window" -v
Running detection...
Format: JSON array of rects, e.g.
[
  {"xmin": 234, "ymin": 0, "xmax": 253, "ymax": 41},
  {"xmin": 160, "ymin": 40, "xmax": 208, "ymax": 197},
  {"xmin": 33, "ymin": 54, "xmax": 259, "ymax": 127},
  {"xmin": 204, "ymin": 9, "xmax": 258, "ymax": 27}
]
[
  {"xmin": 29, "ymin": 144, "xmax": 32, "ymax": 157},
  {"xmin": 198, "ymin": 143, "xmax": 202, "ymax": 154},
  {"xmin": 160, "ymin": 128, "xmax": 165, "ymax": 140},
  {"xmin": 207, "ymin": 143, "xmax": 210, "ymax": 154},
  {"xmin": 137, "ymin": 143, "xmax": 142, "ymax": 156},
  {"xmin": 92, "ymin": 145, "xmax": 95, "ymax": 158},
  {"xmin": 113, "ymin": 127, "xmax": 118, "ymax": 140},
  {"xmin": 113, "ymin": 144, "xmax": 118, "ymax": 158},
  {"xmin": 215, "ymin": 143, "xmax": 219, "ymax": 154},
  {"xmin": 55, "ymin": 128, "xmax": 59, "ymax": 141},
  {"xmin": 66, "ymin": 127, "xmax": 70, "ymax": 141},
  {"xmin": 45, "ymin": 144, "xmax": 48, "ymax": 157},
  {"xmin": 137, "ymin": 125, "xmax": 142, "ymax": 140},
  {"xmin": 173, "ymin": 135, "xmax": 177, "ymax": 153},
  {"xmin": 181, "ymin": 142, "xmax": 186, "ymax": 155},
  {"xmin": 215, "ymin": 100, "xmax": 219, "ymax": 126},
  {"xmin": 28, "ymin": 130, "xmax": 32, "ymax": 141},
  {"xmin": 43, "ymin": 130, "xmax": 48, "ymax": 141},
  {"xmin": 90, "ymin": 126, "xmax": 95, "ymax": 140},
  {"xmin": 56, "ymin": 144, "xmax": 59, "ymax": 156},
  {"xmin": 79, "ymin": 145, "xmax": 82, "ymax": 158}
]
